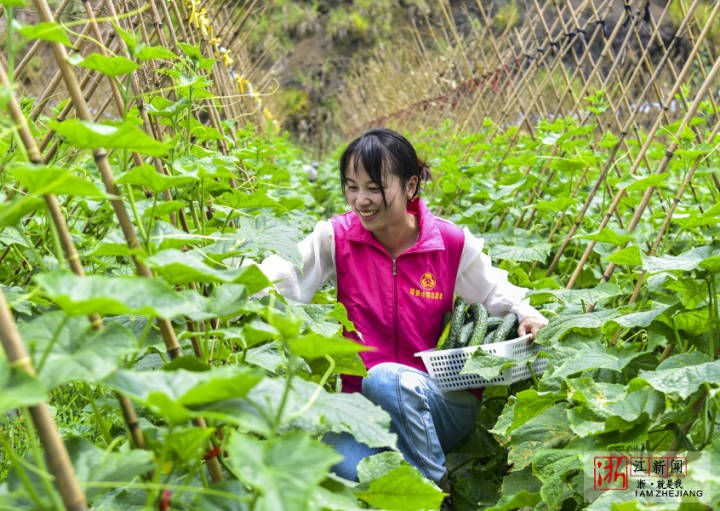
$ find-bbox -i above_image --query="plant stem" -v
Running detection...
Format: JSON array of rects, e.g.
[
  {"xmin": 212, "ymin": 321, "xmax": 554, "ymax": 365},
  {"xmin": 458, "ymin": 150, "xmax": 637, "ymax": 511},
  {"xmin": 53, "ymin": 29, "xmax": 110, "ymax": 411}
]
[
  {"xmin": 36, "ymin": 315, "xmax": 68, "ymax": 373},
  {"xmin": 0, "ymin": 432, "xmax": 44, "ymax": 508}
]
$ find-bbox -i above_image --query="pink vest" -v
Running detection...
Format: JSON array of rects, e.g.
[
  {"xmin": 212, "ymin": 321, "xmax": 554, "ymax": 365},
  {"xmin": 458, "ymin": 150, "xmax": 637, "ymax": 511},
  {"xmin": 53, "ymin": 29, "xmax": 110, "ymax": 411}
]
[{"xmin": 331, "ymin": 198, "xmax": 465, "ymax": 393}]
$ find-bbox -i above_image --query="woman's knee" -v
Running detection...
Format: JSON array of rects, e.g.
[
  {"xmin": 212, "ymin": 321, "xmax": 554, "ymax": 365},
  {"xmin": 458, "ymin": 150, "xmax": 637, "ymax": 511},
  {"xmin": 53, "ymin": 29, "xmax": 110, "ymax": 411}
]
[{"xmin": 362, "ymin": 363, "xmax": 428, "ymax": 409}]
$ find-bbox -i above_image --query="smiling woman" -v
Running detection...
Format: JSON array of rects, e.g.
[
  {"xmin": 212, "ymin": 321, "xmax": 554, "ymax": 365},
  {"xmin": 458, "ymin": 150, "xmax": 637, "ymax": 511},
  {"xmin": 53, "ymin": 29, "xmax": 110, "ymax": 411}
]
[{"xmin": 250, "ymin": 128, "xmax": 548, "ymax": 501}]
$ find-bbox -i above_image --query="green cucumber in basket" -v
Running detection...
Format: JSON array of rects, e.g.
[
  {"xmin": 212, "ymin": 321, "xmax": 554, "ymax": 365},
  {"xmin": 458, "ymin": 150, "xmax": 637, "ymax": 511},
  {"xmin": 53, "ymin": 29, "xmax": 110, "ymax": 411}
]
[
  {"xmin": 487, "ymin": 312, "xmax": 518, "ymax": 344},
  {"xmin": 446, "ymin": 296, "xmax": 467, "ymax": 349},
  {"xmin": 457, "ymin": 322, "xmax": 475, "ymax": 348},
  {"xmin": 435, "ymin": 313, "xmax": 453, "ymax": 350},
  {"xmin": 486, "ymin": 316, "xmax": 503, "ymax": 330},
  {"xmin": 468, "ymin": 303, "xmax": 488, "ymax": 346}
]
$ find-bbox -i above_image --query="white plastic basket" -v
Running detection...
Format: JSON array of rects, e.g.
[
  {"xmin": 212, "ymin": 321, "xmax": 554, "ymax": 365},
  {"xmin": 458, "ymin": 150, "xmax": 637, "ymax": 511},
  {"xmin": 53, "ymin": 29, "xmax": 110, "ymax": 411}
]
[{"xmin": 414, "ymin": 334, "xmax": 548, "ymax": 391}]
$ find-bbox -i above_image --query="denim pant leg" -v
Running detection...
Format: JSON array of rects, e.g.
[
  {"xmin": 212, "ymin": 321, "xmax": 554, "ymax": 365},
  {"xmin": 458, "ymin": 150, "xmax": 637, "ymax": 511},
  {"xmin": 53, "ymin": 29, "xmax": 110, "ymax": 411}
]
[
  {"xmin": 323, "ymin": 431, "xmax": 386, "ymax": 481},
  {"xmin": 363, "ymin": 362, "xmax": 481, "ymax": 483}
]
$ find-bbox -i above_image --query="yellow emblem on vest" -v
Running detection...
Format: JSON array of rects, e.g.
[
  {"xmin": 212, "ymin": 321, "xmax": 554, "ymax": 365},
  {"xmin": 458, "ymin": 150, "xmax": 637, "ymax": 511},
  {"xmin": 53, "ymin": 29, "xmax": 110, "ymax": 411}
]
[{"xmin": 420, "ymin": 272, "xmax": 436, "ymax": 291}]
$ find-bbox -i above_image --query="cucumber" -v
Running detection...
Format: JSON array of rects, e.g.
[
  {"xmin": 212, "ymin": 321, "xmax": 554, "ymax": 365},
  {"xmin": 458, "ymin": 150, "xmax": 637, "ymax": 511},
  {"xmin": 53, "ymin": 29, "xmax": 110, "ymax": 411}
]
[
  {"xmin": 490, "ymin": 313, "xmax": 518, "ymax": 344},
  {"xmin": 440, "ymin": 311, "xmax": 452, "ymax": 331},
  {"xmin": 468, "ymin": 303, "xmax": 489, "ymax": 346},
  {"xmin": 457, "ymin": 322, "xmax": 475, "ymax": 348},
  {"xmin": 446, "ymin": 296, "xmax": 467, "ymax": 349},
  {"xmin": 486, "ymin": 316, "xmax": 503, "ymax": 330},
  {"xmin": 435, "ymin": 317, "xmax": 454, "ymax": 350}
]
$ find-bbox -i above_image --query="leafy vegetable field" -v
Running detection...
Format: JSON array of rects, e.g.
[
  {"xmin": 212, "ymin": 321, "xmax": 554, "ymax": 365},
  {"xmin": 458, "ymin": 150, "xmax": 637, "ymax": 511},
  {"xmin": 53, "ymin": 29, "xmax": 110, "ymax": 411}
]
[{"xmin": 1, "ymin": 0, "xmax": 720, "ymax": 510}]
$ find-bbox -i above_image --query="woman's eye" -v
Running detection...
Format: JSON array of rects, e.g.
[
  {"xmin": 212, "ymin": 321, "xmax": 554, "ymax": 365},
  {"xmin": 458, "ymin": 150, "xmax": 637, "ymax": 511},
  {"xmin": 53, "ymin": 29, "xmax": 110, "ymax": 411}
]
[
  {"xmin": 347, "ymin": 186, "xmax": 358, "ymax": 191},
  {"xmin": 368, "ymin": 188, "xmax": 382, "ymax": 193}
]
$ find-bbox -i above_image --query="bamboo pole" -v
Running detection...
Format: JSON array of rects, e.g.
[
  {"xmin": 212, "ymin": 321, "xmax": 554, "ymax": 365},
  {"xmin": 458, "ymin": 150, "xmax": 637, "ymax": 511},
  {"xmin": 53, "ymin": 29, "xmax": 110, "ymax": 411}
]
[
  {"xmin": 30, "ymin": 0, "xmax": 224, "ymax": 483},
  {"xmin": 14, "ymin": 0, "xmax": 71, "ymax": 78},
  {"xmin": 0, "ymin": 289, "xmax": 88, "ymax": 511}
]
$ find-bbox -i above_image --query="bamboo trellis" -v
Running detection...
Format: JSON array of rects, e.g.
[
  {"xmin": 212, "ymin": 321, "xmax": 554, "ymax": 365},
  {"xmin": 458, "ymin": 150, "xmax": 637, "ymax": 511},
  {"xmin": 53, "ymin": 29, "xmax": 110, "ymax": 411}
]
[
  {"xmin": 338, "ymin": 0, "xmax": 720, "ymax": 296},
  {"xmin": 0, "ymin": 0, "xmax": 276, "ymax": 501}
]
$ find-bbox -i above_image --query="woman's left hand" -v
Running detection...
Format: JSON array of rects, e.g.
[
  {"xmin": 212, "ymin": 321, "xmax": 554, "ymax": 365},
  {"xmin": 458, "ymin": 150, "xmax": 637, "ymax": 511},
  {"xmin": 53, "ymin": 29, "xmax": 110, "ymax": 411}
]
[{"xmin": 518, "ymin": 318, "xmax": 547, "ymax": 340}]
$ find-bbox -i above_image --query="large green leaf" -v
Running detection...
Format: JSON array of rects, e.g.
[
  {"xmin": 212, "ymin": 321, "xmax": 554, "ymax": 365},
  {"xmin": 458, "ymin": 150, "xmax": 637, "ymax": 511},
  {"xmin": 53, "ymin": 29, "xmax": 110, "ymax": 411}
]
[
  {"xmin": 642, "ymin": 245, "xmax": 714, "ymax": 274},
  {"xmin": 13, "ymin": 20, "xmax": 70, "ymax": 45},
  {"xmin": 75, "ymin": 53, "xmax": 140, "ymax": 76},
  {"xmin": 66, "ymin": 436, "xmax": 153, "ymax": 500},
  {"xmin": 461, "ymin": 348, "xmax": 520, "ymax": 381},
  {"xmin": 535, "ymin": 309, "xmax": 620, "ymax": 345},
  {"xmin": 0, "ymin": 194, "xmax": 45, "ymax": 227},
  {"xmin": 532, "ymin": 448, "xmax": 583, "ymax": 510},
  {"xmin": 601, "ymin": 301, "xmax": 674, "ymax": 336},
  {"xmin": 115, "ymin": 164, "xmax": 196, "ymax": 193},
  {"xmin": 50, "ymin": 119, "xmax": 171, "ymax": 157},
  {"xmin": 8, "ymin": 164, "xmax": 104, "ymax": 197},
  {"xmin": 354, "ymin": 461, "xmax": 444, "ymax": 510},
  {"xmin": 602, "ymin": 245, "xmax": 643, "ymax": 266},
  {"xmin": 541, "ymin": 336, "xmax": 645, "ymax": 380},
  {"xmin": 34, "ymin": 271, "xmax": 206, "ymax": 318},
  {"xmin": 145, "ymin": 249, "xmax": 272, "ymax": 287},
  {"xmin": 225, "ymin": 430, "xmax": 340, "ymax": 511},
  {"xmin": 576, "ymin": 227, "xmax": 633, "ymax": 246},
  {"xmin": 18, "ymin": 312, "xmax": 137, "ymax": 388},
  {"xmin": 506, "ymin": 403, "xmax": 575, "ymax": 470},
  {"xmin": 204, "ymin": 216, "xmax": 304, "ymax": 267},
  {"xmin": 634, "ymin": 355, "xmax": 720, "ymax": 399},
  {"xmin": 528, "ymin": 282, "xmax": 620, "ymax": 306},
  {"xmin": 485, "ymin": 467, "xmax": 541, "ymax": 511},
  {"xmin": 285, "ymin": 333, "xmax": 373, "ymax": 360},
  {"xmin": 104, "ymin": 366, "xmax": 264, "ymax": 424},
  {"xmin": 490, "ymin": 243, "xmax": 553, "ymax": 262},
  {"xmin": 564, "ymin": 378, "xmax": 665, "ymax": 437},
  {"xmin": 0, "ymin": 356, "xmax": 46, "ymax": 414}
]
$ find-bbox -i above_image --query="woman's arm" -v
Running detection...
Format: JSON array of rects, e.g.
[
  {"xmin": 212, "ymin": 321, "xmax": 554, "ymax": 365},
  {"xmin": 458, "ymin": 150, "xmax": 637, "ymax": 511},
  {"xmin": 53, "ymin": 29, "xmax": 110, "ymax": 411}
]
[
  {"xmin": 250, "ymin": 220, "xmax": 336, "ymax": 304},
  {"xmin": 454, "ymin": 228, "xmax": 548, "ymax": 332}
]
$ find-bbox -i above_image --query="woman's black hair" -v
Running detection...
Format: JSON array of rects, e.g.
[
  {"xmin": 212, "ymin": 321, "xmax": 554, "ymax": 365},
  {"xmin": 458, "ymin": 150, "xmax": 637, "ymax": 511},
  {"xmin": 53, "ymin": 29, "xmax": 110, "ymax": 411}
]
[{"xmin": 339, "ymin": 128, "xmax": 431, "ymax": 206}]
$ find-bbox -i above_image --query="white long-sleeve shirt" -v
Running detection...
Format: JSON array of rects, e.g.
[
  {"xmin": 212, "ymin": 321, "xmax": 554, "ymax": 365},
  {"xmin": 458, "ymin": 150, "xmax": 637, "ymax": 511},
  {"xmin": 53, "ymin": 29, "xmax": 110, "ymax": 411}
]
[{"xmin": 256, "ymin": 220, "xmax": 548, "ymax": 324}]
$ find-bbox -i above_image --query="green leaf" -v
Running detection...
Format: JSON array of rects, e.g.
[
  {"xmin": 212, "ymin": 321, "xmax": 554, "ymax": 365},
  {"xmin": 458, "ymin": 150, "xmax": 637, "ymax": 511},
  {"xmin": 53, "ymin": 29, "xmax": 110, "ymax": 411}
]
[
  {"xmin": 535, "ymin": 309, "xmax": 619, "ymax": 345},
  {"xmin": 115, "ymin": 164, "xmax": 196, "ymax": 192},
  {"xmin": 14, "ymin": 20, "xmax": 70, "ymax": 45},
  {"xmin": 135, "ymin": 45, "xmax": 178, "ymax": 61},
  {"xmin": 461, "ymin": 348, "xmax": 519, "ymax": 381},
  {"xmin": 485, "ymin": 467, "xmax": 541, "ymax": 511},
  {"xmin": 225, "ymin": 430, "xmax": 341, "ymax": 511},
  {"xmin": 0, "ymin": 195, "xmax": 45, "ymax": 227},
  {"xmin": 490, "ymin": 243, "xmax": 553, "ymax": 262},
  {"xmin": 145, "ymin": 249, "xmax": 272, "ymax": 287},
  {"xmin": 50, "ymin": 119, "xmax": 171, "ymax": 157},
  {"xmin": 67, "ymin": 436, "xmax": 153, "ymax": 500},
  {"xmin": 506, "ymin": 403, "xmax": 574, "ymax": 470},
  {"xmin": 602, "ymin": 302, "xmax": 673, "ymax": 335},
  {"xmin": 532, "ymin": 449, "xmax": 583, "ymax": 510},
  {"xmin": 541, "ymin": 335, "xmax": 645, "ymax": 379},
  {"xmin": 19, "ymin": 312, "xmax": 138, "ymax": 389},
  {"xmin": 8, "ymin": 164, "xmax": 104, "ymax": 197},
  {"xmin": 634, "ymin": 356, "xmax": 720, "ymax": 399},
  {"xmin": 528, "ymin": 197, "xmax": 578, "ymax": 213},
  {"xmin": 216, "ymin": 190, "xmax": 286, "ymax": 211},
  {"xmin": 576, "ymin": 227, "xmax": 633, "ymax": 246},
  {"xmin": 615, "ymin": 173, "xmax": 669, "ymax": 192},
  {"xmin": 177, "ymin": 42, "xmax": 203, "ymax": 59},
  {"xmin": 165, "ymin": 426, "xmax": 216, "ymax": 463},
  {"xmin": 35, "ymin": 271, "xmax": 206, "ymax": 318},
  {"xmin": 104, "ymin": 366, "xmax": 264, "ymax": 424},
  {"xmin": 528, "ymin": 282, "xmax": 620, "ymax": 306},
  {"xmin": 355, "ymin": 463, "xmax": 445, "ymax": 510},
  {"xmin": 112, "ymin": 22, "xmax": 137, "ymax": 52},
  {"xmin": 602, "ymin": 245, "xmax": 643, "ymax": 266},
  {"xmin": 642, "ymin": 245, "xmax": 714, "ymax": 274},
  {"xmin": 0, "ymin": 356, "xmax": 46, "ymax": 414},
  {"xmin": 285, "ymin": 333, "xmax": 373, "ymax": 360},
  {"xmin": 75, "ymin": 53, "xmax": 140, "ymax": 76},
  {"xmin": 564, "ymin": 378, "xmax": 664, "ymax": 436}
]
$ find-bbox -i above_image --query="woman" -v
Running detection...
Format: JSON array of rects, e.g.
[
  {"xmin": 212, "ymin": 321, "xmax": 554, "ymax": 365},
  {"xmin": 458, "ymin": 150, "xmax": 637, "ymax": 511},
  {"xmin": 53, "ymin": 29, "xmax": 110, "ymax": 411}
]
[{"xmin": 254, "ymin": 128, "xmax": 547, "ymax": 493}]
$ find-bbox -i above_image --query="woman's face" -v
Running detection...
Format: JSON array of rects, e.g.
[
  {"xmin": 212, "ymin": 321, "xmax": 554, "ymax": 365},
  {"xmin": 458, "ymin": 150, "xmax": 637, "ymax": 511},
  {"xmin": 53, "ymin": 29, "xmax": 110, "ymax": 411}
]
[{"xmin": 345, "ymin": 160, "xmax": 416, "ymax": 232}]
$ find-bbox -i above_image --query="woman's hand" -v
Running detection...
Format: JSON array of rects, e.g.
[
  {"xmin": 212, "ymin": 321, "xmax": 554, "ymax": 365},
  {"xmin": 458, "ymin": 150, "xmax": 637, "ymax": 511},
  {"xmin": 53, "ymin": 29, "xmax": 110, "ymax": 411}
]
[{"xmin": 518, "ymin": 318, "xmax": 547, "ymax": 341}]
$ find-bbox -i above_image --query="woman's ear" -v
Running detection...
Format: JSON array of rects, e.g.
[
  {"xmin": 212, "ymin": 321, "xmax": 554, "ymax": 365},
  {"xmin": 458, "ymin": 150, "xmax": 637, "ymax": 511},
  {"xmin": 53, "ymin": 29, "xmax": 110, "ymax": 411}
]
[{"xmin": 407, "ymin": 175, "xmax": 419, "ymax": 198}]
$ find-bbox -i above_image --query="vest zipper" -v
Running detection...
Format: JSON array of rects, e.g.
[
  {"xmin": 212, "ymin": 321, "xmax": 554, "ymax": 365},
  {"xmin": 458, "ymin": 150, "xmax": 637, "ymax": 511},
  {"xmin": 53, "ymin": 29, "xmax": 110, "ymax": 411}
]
[{"xmin": 392, "ymin": 259, "xmax": 398, "ymax": 360}]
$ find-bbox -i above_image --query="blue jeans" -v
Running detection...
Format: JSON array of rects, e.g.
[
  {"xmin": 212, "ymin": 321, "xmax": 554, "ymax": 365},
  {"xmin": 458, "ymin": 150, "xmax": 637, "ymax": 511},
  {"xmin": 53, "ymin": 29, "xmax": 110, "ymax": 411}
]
[{"xmin": 323, "ymin": 362, "xmax": 481, "ymax": 483}]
